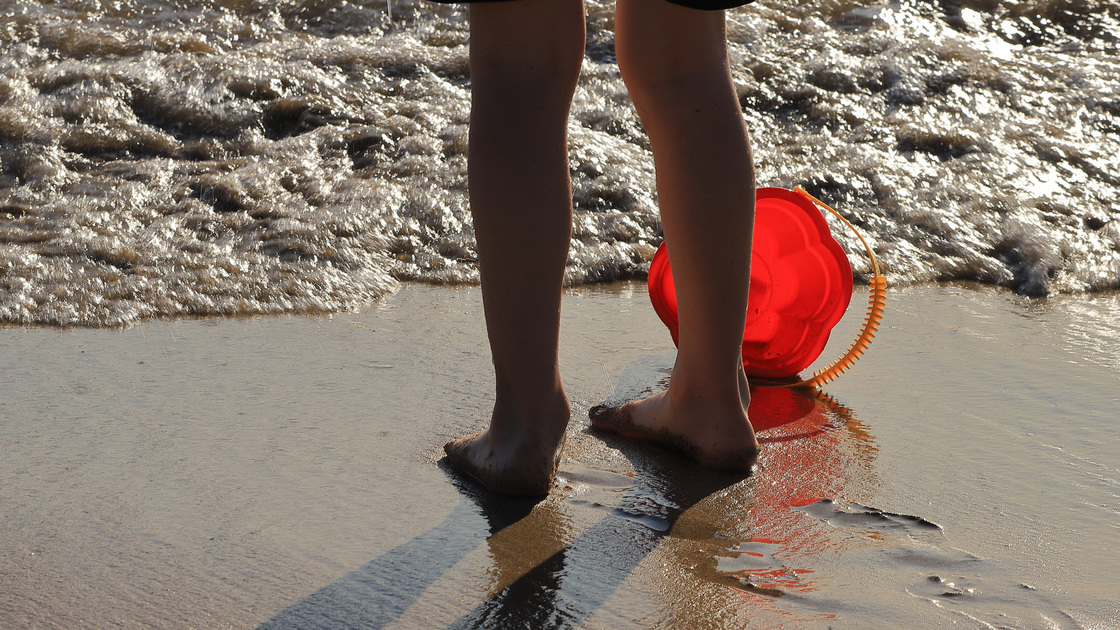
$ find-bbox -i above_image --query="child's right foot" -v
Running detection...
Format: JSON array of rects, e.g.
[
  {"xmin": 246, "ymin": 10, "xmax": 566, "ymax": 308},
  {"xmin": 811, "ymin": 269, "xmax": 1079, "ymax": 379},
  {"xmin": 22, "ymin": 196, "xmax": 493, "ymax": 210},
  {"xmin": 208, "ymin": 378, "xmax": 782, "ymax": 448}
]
[
  {"xmin": 444, "ymin": 428, "xmax": 565, "ymax": 498},
  {"xmin": 444, "ymin": 394, "xmax": 571, "ymax": 498}
]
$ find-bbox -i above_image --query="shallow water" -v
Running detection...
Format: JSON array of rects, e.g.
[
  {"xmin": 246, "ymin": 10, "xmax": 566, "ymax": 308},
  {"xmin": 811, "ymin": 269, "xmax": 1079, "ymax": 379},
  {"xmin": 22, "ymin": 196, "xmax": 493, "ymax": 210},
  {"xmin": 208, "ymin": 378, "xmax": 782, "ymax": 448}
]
[
  {"xmin": 2, "ymin": 0, "xmax": 1119, "ymax": 326},
  {"xmin": 2, "ymin": 283, "xmax": 1117, "ymax": 627}
]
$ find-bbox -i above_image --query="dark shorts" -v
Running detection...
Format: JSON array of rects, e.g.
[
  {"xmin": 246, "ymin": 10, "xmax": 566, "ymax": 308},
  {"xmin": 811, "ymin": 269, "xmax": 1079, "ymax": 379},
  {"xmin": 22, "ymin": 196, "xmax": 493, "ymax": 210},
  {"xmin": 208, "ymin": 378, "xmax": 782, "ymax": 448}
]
[{"xmin": 427, "ymin": 0, "xmax": 753, "ymax": 10}]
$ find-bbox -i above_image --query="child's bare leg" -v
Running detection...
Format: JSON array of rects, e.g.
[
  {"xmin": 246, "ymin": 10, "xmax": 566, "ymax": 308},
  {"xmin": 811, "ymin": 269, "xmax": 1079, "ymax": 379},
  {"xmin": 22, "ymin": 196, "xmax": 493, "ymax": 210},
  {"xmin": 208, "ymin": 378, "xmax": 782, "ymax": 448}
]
[
  {"xmin": 444, "ymin": 0, "xmax": 586, "ymax": 496},
  {"xmin": 591, "ymin": 0, "xmax": 758, "ymax": 471}
]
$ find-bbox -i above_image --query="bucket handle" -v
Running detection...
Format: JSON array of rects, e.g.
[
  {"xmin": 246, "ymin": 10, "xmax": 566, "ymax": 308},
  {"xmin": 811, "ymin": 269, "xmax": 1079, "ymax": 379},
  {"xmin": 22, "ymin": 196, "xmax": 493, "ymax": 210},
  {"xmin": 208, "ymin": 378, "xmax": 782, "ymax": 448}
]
[{"xmin": 778, "ymin": 188, "xmax": 888, "ymax": 389}]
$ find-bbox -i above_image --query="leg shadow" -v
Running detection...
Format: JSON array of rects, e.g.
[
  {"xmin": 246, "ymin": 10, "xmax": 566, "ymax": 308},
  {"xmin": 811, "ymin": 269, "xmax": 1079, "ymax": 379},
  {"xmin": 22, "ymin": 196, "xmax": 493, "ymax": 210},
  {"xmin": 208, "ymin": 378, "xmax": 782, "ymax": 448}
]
[
  {"xmin": 257, "ymin": 465, "xmax": 540, "ymax": 630},
  {"xmin": 446, "ymin": 456, "xmax": 749, "ymax": 629}
]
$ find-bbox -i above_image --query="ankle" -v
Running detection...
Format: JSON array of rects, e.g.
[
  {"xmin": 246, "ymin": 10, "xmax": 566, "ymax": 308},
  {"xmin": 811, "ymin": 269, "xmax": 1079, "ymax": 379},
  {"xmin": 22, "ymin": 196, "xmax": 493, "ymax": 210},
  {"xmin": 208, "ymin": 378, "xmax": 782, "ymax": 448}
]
[
  {"xmin": 667, "ymin": 374, "xmax": 745, "ymax": 411},
  {"xmin": 489, "ymin": 389, "xmax": 571, "ymax": 442}
]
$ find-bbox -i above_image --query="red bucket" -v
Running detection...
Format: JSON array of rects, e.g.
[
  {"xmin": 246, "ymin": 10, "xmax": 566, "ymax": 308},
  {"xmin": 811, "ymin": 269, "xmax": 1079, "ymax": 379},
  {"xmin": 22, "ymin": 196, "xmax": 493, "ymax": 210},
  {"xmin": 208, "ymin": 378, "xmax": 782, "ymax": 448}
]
[{"xmin": 648, "ymin": 187, "xmax": 853, "ymax": 379}]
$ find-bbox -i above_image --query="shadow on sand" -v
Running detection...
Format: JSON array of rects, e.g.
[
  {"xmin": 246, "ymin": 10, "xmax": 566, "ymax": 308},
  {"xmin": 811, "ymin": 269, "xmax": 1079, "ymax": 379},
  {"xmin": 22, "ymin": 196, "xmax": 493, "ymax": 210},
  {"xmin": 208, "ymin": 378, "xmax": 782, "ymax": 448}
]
[
  {"xmin": 258, "ymin": 355, "xmax": 868, "ymax": 629},
  {"xmin": 258, "ymin": 456, "xmax": 750, "ymax": 629}
]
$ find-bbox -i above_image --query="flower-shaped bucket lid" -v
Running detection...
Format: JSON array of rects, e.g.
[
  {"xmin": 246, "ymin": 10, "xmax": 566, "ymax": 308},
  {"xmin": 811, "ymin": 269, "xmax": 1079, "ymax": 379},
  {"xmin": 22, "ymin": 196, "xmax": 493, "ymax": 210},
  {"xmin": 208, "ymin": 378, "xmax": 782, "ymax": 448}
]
[{"xmin": 648, "ymin": 187, "xmax": 853, "ymax": 379}]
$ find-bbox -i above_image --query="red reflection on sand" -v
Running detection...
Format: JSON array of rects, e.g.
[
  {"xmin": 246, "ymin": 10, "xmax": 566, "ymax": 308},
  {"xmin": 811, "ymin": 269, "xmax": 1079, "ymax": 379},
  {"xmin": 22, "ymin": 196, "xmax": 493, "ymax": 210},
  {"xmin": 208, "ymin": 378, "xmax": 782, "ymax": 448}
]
[{"xmin": 724, "ymin": 385, "xmax": 877, "ymax": 613}]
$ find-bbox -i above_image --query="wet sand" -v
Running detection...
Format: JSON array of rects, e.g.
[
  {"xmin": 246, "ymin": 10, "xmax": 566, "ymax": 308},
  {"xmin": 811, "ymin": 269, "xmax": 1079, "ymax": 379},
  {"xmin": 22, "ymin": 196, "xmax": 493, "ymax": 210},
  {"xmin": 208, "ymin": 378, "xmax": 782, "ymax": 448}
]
[{"xmin": 2, "ymin": 282, "xmax": 1118, "ymax": 628}]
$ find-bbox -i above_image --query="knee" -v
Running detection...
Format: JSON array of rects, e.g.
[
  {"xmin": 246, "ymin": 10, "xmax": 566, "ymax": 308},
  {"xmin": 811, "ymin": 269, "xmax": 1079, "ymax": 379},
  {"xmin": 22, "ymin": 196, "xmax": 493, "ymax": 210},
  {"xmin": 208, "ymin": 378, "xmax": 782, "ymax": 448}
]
[
  {"xmin": 616, "ymin": 37, "xmax": 698, "ymax": 91},
  {"xmin": 469, "ymin": 47, "xmax": 583, "ymax": 129},
  {"xmin": 617, "ymin": 49, "xmax": 734, "ymax": 123},
  {"xmin": 471, "ymin": 46, "xmax": 584, "ymax": 101}
]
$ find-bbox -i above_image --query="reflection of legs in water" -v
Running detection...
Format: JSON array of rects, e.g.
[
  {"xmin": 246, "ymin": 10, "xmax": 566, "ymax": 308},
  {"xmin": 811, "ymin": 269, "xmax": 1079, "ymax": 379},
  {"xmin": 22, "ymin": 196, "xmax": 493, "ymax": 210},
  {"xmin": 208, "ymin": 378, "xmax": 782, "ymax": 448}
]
[
  {"xmin": 443, "ymin": 0, "xmax": 586, "ymax": 497},
  {"xmin": 590, "ymin": 0, "xmax": 759, "ymax": 471}
]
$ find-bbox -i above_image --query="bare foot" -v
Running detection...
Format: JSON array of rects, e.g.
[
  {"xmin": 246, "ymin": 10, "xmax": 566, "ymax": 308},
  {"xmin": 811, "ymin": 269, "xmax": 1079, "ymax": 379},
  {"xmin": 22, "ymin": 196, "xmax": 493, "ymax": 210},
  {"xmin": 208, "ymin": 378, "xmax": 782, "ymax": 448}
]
[
  {"xmin": 444, "ymin": 398, "xmax": 570, "ymax": 497},
  {"xmin": 590, "ymin": 383, "xmax": 759, "ymax": 472}
]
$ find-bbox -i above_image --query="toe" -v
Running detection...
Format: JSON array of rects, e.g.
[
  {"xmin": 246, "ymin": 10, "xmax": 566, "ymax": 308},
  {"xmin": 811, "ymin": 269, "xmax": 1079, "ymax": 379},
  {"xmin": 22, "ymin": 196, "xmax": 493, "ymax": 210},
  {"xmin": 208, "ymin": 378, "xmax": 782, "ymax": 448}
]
[{"xmin": 588, "ymin": 404, "xmax": 614, "ymax": 424}]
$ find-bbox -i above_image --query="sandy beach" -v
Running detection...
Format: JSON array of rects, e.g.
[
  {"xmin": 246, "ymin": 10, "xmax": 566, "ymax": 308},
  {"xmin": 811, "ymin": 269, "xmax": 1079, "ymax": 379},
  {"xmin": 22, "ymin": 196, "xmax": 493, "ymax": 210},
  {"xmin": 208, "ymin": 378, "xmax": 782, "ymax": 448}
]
[{"xmin": 2, "ymin": 281, "xmax": 1118, "ymax": 628}]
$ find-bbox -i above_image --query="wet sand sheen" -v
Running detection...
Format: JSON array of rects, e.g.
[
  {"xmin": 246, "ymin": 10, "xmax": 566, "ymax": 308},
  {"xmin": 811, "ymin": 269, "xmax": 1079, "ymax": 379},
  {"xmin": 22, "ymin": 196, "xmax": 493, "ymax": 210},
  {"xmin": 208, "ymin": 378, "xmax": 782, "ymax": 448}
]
[{"xmin": 1, "ymin": 282, "xmax": 1117, "ymax": 628}]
